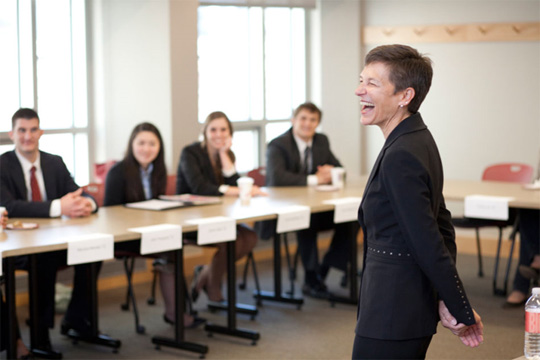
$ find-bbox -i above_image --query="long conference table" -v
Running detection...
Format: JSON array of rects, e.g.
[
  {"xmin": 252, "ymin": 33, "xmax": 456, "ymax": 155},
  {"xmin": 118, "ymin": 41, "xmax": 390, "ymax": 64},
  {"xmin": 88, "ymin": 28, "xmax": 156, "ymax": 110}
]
[{"xmin": 1, "ymin": 178, "xmax": 539, "ymax": 358}]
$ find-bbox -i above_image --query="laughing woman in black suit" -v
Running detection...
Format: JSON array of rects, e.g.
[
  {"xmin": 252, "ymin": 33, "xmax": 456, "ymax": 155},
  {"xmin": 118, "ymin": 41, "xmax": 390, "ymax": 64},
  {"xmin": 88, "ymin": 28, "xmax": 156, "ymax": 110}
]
[{"xmin": 352, "ymin": 44, "xmax": 484, "ymax": 359}]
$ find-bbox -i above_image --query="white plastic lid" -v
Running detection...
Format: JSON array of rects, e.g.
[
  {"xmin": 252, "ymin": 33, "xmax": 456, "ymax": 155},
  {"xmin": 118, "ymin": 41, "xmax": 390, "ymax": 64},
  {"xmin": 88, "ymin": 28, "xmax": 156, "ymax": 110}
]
[{"xmin": 533, "ymin": 288, "xmax": 540, "ymax": 295}]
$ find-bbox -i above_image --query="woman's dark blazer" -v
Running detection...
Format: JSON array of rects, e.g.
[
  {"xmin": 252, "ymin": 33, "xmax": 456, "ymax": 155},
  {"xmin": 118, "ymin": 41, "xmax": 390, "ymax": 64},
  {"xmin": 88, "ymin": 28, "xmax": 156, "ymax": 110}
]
[
  {"xmin": 356, "ymin": 113, "xmax": 476, "ymax": 341},
  {"xmin": 176, "ymin": 142, "xmax": 239, "ymax": 196},
  {"xmin": 104, "ymin": 160, "xmax": 140, "ymax": 206}
]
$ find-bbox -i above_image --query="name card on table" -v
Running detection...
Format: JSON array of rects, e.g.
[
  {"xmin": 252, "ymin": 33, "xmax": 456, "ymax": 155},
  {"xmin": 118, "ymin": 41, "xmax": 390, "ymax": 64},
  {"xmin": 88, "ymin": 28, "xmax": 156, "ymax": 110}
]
[
  {"xmin": 186, "ymin": 216, "xmax": 236, "ymax": 245},
  {"xmin": 128, "ymin": 224, "xmax": 182, "ymax": 255},
  {"xmin": 464, "ymin": 195, "xmax": 514, "ymax": 221},
  {"xmin": 323, "ymin": 197, "xmax": 362, "ymax": 223},
  {"xmin": 67, "ymin": 233, "xmax": 114, "ymax": 265},
  {"xmin": 0, "ymin": 251, "xmax": 2, "ymax": 276},
  {"xmin": 276, "ymin": 205, "xmax": 311, "ymax": 234}
]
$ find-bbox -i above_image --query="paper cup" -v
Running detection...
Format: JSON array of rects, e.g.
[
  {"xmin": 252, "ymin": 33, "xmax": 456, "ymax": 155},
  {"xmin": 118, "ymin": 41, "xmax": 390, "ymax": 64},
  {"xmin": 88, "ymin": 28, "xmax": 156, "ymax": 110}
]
[
  {"xmin": 331, "ymin": 167, "xmax": 346, "ymax": 189},
  {"xmin": 0, "ymin": 206, "xmax": 5, "ymax": 233},
  {"xmin": 237, "ymin": 177, "xmax": 255, "ymax": 205}
]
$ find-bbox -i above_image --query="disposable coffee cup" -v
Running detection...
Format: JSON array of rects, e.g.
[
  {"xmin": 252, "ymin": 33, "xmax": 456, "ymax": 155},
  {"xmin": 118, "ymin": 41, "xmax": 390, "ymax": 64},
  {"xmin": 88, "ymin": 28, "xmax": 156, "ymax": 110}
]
[
  {"xmin": 331, "ymin": 167, "xmax": 346, "ymax": 189},
  {"xmin": 237, "ymin": 177, "xmax": 254, "ymax": 205},
  {"xmin": 0, "ymin": 206, "xmax": 5, "ymax": 233}
]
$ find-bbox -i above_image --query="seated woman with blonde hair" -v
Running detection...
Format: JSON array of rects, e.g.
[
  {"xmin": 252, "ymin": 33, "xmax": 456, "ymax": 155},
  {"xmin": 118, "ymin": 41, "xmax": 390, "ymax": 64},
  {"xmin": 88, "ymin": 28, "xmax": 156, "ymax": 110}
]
[{"xmin": 176, "ymin": 111, "xmax": 265, "ymax": 302}]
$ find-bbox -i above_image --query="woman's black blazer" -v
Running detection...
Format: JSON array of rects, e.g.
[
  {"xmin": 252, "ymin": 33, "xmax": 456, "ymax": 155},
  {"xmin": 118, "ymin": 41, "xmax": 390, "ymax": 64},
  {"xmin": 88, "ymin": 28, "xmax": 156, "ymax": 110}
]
[
  {"xmin": 176, "ymin": 142, "xmax": 239, "ymax": 196},
  {"xmin": 356, "ymin": 113, "xmax": 476, "ymax": 341}
]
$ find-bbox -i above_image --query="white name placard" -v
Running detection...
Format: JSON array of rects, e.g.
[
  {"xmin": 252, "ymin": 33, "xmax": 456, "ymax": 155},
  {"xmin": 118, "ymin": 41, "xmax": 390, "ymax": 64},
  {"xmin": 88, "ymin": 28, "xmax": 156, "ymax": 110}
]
[
  {"xmin": 186, "ymin": 216, "xmax": 236, "ymax": 245},
  {"xmin": 276, "ymin": 205, "xmax": 311, "ymax": 234},
  {"xmin": 464, "ymin": 195, "xmax": 514, "ymax": 221},
  {"xmin": 323, "ymin": 197, "xmax": 362, "ymax": 223},
  {"xmin": 128, "ymin": 224, "xmax": 182, "ymax": 255},
  {"xmin": 67, "ymin": 233, "xmax": 114, "ymax": 265},
  {"xmin": 0, "ymin": 251, "xmax": 2, "ymax": 276}
]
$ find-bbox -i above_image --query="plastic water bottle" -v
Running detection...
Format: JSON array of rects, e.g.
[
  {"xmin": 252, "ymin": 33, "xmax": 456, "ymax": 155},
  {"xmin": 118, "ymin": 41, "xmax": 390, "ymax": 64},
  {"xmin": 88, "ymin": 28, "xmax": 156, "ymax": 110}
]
[{"xmin": 525, "ymin": 288, "xmax": 540, "ymax": 359}]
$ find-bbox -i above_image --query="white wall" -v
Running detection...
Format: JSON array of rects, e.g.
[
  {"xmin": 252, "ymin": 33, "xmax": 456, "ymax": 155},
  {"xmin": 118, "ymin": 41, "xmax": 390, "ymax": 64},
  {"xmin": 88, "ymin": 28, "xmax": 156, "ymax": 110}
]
[
  {"xmin": 362, "ymin": 0, "xmax": 540, "ymax": 181},
  {"xmin": 90, "ymin": 0, "xmax": 175, "ymax": 171},
  {"xmin": 88, "ymin": 0, "xmax": 540, "ymax": 184},
  {"xmin": 315, "ymin": 0, "xmax": 362, "ymax": 176}
]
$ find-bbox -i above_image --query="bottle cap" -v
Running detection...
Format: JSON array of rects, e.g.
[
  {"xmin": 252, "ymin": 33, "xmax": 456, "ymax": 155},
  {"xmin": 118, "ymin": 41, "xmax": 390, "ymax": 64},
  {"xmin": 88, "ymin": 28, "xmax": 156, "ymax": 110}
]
[{"xmin": 533, "ymin": 288, "xmax": 540, "ymax": 295}]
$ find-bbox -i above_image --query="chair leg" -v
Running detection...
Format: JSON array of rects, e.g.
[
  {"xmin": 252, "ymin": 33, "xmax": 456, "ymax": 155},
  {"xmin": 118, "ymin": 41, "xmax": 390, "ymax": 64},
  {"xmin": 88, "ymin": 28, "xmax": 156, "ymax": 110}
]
[
  {"xmin": 292, "ymin": 246, "xmax": 300, "ymax": 282},
  {"xmin": 283, "ymin": 234, "xmax": 296, "ymax": 296},
  {"xmin": 147, "ymin": 264, "xmax": 158, "ymax": 305},
  {"xmin": 500, "ymin": 214, "xmax": 521, "ymax": 297},
  {"xmin": 475, "ymin": 228, "xmax": 484, "ymax": 278},
  {"xmin": 493, "ymin": 227, "xmax": 506, "ymax": 296},
  {"xmin": 122, "ymin": 257, "xmax": 145, "ymax": 334},
  {"xmin": 238, "ymin": 252, "xmax": 251, "ymax": 290},
  {"xmin": 249, "ymin": 252, "xmax": 262, "ymax": 305},
  {"xmin": 121, "ymin": 257, "xmax": 134, "ymax": 311}
]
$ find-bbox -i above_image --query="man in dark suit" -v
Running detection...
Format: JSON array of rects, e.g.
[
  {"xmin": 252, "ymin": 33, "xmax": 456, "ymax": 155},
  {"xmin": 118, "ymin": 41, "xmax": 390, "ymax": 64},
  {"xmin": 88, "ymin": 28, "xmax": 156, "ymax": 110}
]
[
  {"xmin": 264, "ymin": 102, "xmax": 357, "ymax": 299},
  {"xmin": 1, "ymin": 108, "xmax": 99, "ymax": 358}
]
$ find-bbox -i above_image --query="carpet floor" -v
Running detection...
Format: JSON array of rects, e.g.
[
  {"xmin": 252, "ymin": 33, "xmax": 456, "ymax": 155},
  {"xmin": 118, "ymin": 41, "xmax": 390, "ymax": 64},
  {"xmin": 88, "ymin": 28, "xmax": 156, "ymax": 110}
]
[{"xmin": 5, "ymin": 252, "xmax": 527, "ymax": 360}]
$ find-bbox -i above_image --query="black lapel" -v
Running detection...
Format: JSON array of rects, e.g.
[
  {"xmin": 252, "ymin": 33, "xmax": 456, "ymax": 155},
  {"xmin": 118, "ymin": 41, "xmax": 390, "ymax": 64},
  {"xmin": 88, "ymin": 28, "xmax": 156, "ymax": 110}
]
[
  {"xmin": 40, "ymin": 151, "xmax": 57, "ymax": 199},
  {"xmin": 286, "ymin": 129, "xmax": 302, "ymax": 172},
  {"xmin": 359, "ymin": 113, "xmax": 427, "ymax": 210},
  {"xmin": 8, "ymin": 151, "xmax": 29, "ymax": 199}
]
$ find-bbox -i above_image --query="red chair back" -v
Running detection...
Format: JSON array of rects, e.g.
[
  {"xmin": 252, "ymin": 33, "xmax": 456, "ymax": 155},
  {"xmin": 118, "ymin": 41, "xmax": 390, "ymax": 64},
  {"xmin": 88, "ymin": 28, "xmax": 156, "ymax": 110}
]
[
  {"xmin": 482, "ymin": 163, "xmax": 534, "ymax": 184},
  {"xmin": 247, "ymin": 167, "xmax": 266, "ymax": 187},
  {"xmin": 166, "ymin": 174, "xmax": 177, "ymax": 195},
  {"xmin": 94, "ymin": 160, "xmax": 117, "ymax": 184},
  {"xmin": 82, "ymin": 183, "xmax": 105, "ymax": 207}
]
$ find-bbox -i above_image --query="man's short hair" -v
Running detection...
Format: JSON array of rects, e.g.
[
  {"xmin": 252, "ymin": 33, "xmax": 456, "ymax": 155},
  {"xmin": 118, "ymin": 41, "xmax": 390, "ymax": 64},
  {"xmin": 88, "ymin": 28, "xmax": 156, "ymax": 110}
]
[
  {"xmin": 293, "ymin": 102, "xmax": 322, "ymax": 122},
  {"xmin": 12, "ymin": 108, "xmax": 40, "ymax": 129}
]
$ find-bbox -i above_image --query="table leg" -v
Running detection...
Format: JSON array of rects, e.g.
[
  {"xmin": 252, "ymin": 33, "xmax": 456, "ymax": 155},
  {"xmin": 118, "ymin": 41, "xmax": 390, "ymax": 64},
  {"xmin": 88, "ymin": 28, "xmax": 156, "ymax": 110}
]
[
  {"xmin": 254, "ymin": 233, "xmax": 304, "ymax": 308},
  {"xmin": 61, "ymin": 261, "xmax": 121, "ymax": 351},
  {"xmin": 329, "ymin": 222, "xmax": 360, "ymax": 306},
  {"xmin": 5, "ymin": 257, "xmax": 17, "ymax": 360},
  {"xmin": 205, "ymin": 241, "xmax": 260, "ymax": 344},
  {"xmin": 152, "ymin": 248, "xmax": 208, "ymax": 357}
]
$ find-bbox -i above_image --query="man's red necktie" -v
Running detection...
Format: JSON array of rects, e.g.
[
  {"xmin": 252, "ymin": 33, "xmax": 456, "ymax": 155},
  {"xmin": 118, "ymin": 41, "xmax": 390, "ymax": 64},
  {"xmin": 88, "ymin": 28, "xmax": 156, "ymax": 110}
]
[{"xmin": 30, "ymin": 166, "xmax": 42, "ymax": 201}]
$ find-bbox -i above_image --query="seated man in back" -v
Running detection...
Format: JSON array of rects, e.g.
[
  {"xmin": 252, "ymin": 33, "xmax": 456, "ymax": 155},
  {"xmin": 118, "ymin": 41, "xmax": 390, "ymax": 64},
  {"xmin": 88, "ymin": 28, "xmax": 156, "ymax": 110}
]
[
  {"xmin": 0, "ymin": 108, "xmax": 99, "ymax": 358},
  {"xmin": 264, "ymin": 102, "xmax": 356, "ymax": 299}
]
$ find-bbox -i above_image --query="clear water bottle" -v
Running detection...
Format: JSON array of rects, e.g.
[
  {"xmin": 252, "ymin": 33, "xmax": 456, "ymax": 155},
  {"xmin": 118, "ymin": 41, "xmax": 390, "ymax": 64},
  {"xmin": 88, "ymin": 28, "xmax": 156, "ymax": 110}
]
[{"xmin": 525, "ymin": 288, "xmax": 540, "ymax": 359}]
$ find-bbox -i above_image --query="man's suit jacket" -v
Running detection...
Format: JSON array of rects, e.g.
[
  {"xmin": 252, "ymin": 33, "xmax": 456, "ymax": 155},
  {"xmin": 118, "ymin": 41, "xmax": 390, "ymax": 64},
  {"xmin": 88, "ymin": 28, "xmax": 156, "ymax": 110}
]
[
  {"xmin": 356, "ymin": 113, "xmax": 475, "ymax": 341},
  {"xmin": 265, "ymin": 128, "xmax": 341, "ymax": 186},
  {"xmin": 256, "ymin": 129, "xmax": 342, "ymax": 239},
  {"xmin": 176, "ymin": 142, "xmax": 240, "ymax": 196},
  {"xmin": 0, "ymin": 150, "xmax": 92, "ymax": 217}
]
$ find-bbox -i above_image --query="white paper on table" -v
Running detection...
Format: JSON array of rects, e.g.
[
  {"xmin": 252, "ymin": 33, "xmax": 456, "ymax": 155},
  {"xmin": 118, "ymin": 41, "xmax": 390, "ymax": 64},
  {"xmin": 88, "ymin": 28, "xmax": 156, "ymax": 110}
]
[
  {"xmin": 464, "ymin": 195, "xmax": 514, "ymax": 221},
  {"xmin": 0, "ymin": 251, "xmax": 2, "ymax": 276},
  {"xmin": 186, "ymin": 216, "xmax": 236, "ymax": 245},
  {"xmin": 322, "ymin": 197, "xmax": 362, "ymax": 223},
  {"xmin": 276, "ymin": 205, "xmax": 311, "ymax": 234},
  {"xmin": 67, "ymin": 233, "xmax": 114, "ymax": 265},
  {"xmin": 128, "ymin": 224, "xmax": 182, "ymax": 255},
  {"xmin": 125, "ymin": 199, "xmax": 184, "ymax": 211}
]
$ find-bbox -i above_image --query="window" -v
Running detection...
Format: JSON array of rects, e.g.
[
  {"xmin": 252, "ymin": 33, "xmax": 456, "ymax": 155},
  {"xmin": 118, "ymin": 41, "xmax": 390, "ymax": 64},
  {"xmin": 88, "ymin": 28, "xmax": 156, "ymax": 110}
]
[
  {"xmin": 0, "ymin": 0, "xmax": 89, "ymax": 185},
  {"xmin": 198, "ymin": 5, "xmax": 307, "ymax": 173}
]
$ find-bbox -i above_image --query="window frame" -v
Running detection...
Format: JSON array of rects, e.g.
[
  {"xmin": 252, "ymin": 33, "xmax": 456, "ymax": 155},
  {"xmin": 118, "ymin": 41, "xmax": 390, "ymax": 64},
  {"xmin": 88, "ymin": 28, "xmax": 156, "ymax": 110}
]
[
  {"xmin": 197, "ymin": 4, "xmax": 311, "ymax": 173},
  {"xmin": 0, "ymin": 0, "xmax": 91, "ymax": 185}
]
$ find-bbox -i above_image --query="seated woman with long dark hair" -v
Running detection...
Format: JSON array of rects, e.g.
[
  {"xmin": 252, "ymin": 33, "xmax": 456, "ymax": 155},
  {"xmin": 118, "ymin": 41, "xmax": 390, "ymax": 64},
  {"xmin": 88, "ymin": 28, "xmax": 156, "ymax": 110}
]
[
  {"xmin": 176, "ymin": 111, "xmax": 264, "ymax": 303},
  {"xmin": 104, "ymin": 122, "xmax": 204, "ymax": 328}
]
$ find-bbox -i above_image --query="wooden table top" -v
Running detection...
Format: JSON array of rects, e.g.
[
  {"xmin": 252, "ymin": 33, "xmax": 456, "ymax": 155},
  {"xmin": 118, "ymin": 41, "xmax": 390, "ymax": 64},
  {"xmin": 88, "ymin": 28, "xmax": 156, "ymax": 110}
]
[{"xmin": 2, "ymin": 176, "xmax": 538, "ymax": 258}]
